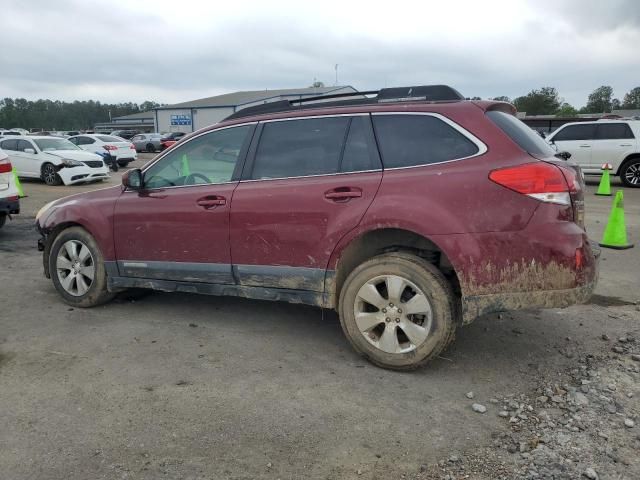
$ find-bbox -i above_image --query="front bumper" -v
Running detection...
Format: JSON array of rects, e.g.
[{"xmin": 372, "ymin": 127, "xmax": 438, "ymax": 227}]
[{"xmin": 58, "ymin": 165, "xmax": 110, "ymax": 185}]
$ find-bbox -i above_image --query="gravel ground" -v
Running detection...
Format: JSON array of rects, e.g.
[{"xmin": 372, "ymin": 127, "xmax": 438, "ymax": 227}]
[{"xmin": 0, "ymin": 169, "xmax": 639, "ymax": 479}]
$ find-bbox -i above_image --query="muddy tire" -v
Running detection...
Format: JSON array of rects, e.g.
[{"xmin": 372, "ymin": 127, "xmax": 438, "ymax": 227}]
[
  {"xmin": 42, "ymin": 163, "xmax": 62, "ymax": 186},
  {"xmin": 338, "ymin": 252, "xmax": 456, "ymax": 370},
  {"xmin": 48, "ymin": 226, "xmax": 115, "ymax": 307}
]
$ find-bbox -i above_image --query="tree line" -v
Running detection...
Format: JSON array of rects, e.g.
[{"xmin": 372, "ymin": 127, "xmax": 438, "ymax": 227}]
[
  {"xmin": 2, "ymin": 84, "xmax": 640, "ymax": 130},
  {"xmin": 490, "ymin": 85, "xmax": 640, "ymax": 116},
  {"xmin": 0, "ymin": 99, "xmax": 162, "ymax": 131}
]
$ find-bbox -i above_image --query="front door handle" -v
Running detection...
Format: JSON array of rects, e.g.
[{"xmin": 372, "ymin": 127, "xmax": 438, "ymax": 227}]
[
  {"xmin": 196, "ymin": 195, "xmax": 226, "ymax": 209},
  {"xmin": 324, "ymin": 187, "xmax": 363, "ymax": 202},
  {"xmin": 579, "ymin": 145, "xmax": 591, "ymax": 148},
  {"xmin": 619, "ymin": 144, "xmax": 632, "ymax": 147}
]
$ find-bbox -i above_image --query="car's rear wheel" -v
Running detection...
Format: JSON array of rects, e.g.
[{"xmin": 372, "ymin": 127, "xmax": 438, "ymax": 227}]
[
  {"xmin": 146, "ymin": 143, "xmax": 155, "ymax": 153},
  {"xmin": 620, "ymin": 158, "xmax": 640, "ymax": 188},
  {"xmin": 338, "ymin": 252, "xmax": 456, "ymax": 370},
  {"xmin": 0, "ymin": 213, "xmax": 6, "ymax": 229},
  {"xmin": 117, "ymin": 160, "xmax": 130, "ymax": 167},
  {"xmin": 41, "ymin": 163, "xmax": 62, "ymax": 186},
  {"xmin": 49, "ymin": 227, "xmax": 115, "ymax": 307}
]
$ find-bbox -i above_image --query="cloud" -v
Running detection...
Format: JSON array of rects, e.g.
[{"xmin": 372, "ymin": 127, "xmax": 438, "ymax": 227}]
[{"xmin": 0, "ymin": 0, "xmax": 639, "ymax": 107}]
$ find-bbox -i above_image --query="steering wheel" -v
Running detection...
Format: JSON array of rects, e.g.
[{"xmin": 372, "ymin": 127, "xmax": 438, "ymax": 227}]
[{"xmin": 184, "ymin": 172, "xmax": 210, "ymax": 185}]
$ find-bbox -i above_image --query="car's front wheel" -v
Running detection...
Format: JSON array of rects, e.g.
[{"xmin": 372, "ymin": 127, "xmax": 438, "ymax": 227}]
[
  {"xmin": 620, "ymin": 157, "xmax": 640, "ymax": 187},
  {"xmin": 338, "ymin": 252, "xmax": 456, "ymax": 370},
  {"xmin": 0, "ymin": 213, "xmax": 6, "ymax": 229},
  {"xmin": 41, "ymin": 163, "xmax": 62, "ymax": 186},
  {"xmin": 146, "ymin": 143, "xmax": 156, "ymax": 153},
  {"xmin": 49, "ymin": 226, "xmax": 115, "ymax": 307},
  {"xmin": 117, "ymin": 160, "xmax": 130, "ymax": 167}
]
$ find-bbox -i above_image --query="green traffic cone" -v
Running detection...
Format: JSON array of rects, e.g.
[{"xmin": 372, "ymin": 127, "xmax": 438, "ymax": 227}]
[
  {"xmin": 12, "ymin": 166, "xmax": 25, "ymax": 198},
  {"xmin": 599, "ymin": 190, "xmax": 633, "ymax": 250},
  {"xmin": 595, "ymin": 169, "xmax": 611, "ymax": 196}
]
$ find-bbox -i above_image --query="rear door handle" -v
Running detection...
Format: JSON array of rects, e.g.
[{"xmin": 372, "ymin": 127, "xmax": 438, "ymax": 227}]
[
  {"xmin": 324, "ymin": 187, "xmax": 362, "ymax": 202},
  {"xmin": 196, "ymin": 195, "xmax": 226, "ymax": 209},
  {"xmin": 579, "ymin": 145, "xmax": 591, "ymax": 148},
  {"xmin": 619, "ymin": 144, "xmax": 632, "ymax": 147}
]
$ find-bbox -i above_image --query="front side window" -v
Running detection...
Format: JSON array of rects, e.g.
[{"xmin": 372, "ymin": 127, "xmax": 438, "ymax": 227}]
[
  {"xmin": 17, "ymin": 139, "xmax": 33, "ymax": 152},
  {"xmin": 77, "ymin": 136, "xmax": 95, "ymax": 145},
  {"xmin": 552, "ymin": 124, "xmax": 597, "ymax": 141},
  {"xmin": 144, "ymin": 125, "xmax": 252, "ymax": 188},
  {"xmin": 251, "ymin": 117, "xmax": 350, "ymax": 179},
  {"xmin": 595, "ymin": 123, "xmax": 635, "ymax": 140},
  {"xmin": 373, "ymin": 114, "xmax": 480, "ymax": 168},
  {"xmin": 97, "ymin": 135, "xmax": 123, "ymax": 142}
]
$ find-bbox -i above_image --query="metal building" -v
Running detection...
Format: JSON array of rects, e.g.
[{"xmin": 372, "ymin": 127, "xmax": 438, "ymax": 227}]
[{"xmin": 154, "ymin": 86, "xmax": 357, "ymax": 133}]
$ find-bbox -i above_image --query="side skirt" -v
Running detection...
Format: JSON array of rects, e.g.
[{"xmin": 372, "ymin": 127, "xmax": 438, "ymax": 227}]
[{"xmin": 107, "ymin": 276, "xmax": 330, "ymax": 308}]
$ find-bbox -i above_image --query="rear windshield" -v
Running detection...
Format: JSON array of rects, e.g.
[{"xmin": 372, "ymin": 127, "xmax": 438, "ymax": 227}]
[
  {"xmin": 97, "ymin": 135, "xmax": 123, "ymax": 142},
  {"xmin": 486, "ymin": 110, "xmax": 556, "ymax": 158}
]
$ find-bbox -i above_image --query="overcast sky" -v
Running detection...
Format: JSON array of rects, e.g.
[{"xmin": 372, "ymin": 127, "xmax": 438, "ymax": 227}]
[{"xmin": 1, "ymin": 0, "xmax": 639, "ymax": 107}]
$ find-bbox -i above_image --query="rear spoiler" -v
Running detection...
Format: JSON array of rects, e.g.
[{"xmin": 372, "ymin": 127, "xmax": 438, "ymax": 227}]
[{"xmin": 472, "ymin": 100, "xmax": 517, "ymax": 115}]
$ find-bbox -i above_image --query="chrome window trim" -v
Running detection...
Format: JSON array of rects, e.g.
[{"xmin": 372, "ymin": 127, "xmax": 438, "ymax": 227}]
[
  {"xmin": 260, "ymin": 112, "xmax": 369, "ymax": 124},
  {"xmin": 370, "ymin": 111, "xmax": 488, "ymax": 170},
  {"xmin": 135, "ymin": 121, "xmax": 258, "ymax": 192}
]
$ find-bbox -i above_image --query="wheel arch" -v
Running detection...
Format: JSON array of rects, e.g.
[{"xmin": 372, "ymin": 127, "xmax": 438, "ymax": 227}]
[
  {"xmin": 327, "ymin": 227, "xmax": 462, "ymax": 320},
  {"xmin": 616, "ymin": 153, "xmax": 640, "ymax": 176},
  {"xmin": 42, "ymin": 221, "xmax": 86, "ymax": 278}
]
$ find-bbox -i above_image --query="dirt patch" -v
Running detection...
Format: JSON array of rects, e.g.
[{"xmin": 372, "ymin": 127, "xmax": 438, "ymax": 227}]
[{"xmin": 0, "ymin": 351, "xmax": 14, "ymax": 370}]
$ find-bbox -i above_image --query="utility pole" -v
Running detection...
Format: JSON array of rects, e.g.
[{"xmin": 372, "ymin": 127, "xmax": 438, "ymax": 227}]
[{"xmin": 335, "ymin": 64, "xmax": 339, "ymax": 86}]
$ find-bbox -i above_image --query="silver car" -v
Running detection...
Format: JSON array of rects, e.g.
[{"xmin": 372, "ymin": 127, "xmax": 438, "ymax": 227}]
[{"xmin": 130, "ymin": 133, "xmax": 164, "ymax": 153}]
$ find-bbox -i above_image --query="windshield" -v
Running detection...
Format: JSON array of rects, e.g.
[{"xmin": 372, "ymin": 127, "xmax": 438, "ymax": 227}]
[
  {"xmin": 486, "ymin": 110, "xmax": 556, "ymax": 158},
  {"xmin": 34, "ymin": 138, "xmax": 80, "ymax": 151}
]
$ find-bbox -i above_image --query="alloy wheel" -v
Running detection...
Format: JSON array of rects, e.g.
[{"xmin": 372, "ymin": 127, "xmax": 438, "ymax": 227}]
[
  {"xmin": 56, "ymin": 240, "xmax": 95, "ymax": 296},
  {"xmin": 624, "ymin": 161, "xmax": 640, "ymax": 186},
  {"xmin": 353, "ymin": 274, "xmax": 433, "ymax": 354},
  {"xmin": 43, "ymin": 164, "xmax": 58, "ymax": 185}
]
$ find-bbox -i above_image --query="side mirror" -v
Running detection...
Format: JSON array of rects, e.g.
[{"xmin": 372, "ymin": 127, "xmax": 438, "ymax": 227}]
[
  {"xmin": 24, "ymin": 148, "xmax": 36, "ymax": 154},
  {"xmin": 555, "ymin": 151, "xmax": 572, "ymax": 161},
  {"xmin": 122, "ymin": 168, "xmax": 143, "ymax": 190}
]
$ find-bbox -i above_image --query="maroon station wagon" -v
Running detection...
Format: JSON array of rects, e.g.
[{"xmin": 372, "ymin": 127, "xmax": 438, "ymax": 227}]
[{"xmin": 36, "ymin": 85, "xmax": 599, "ymax": 370}]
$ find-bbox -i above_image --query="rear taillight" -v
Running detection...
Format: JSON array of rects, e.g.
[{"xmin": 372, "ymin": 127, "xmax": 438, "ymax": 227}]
[
  {"xmin": 129, "ymin": 144, "xmax": 135, "ymax": 150},
  {"xmin": 0, "ymin": 158, "xmax": 12, "ymax": 174},
  {"xmin": 103, "ymin": 145, "xmax": 117, "ymax": 151},
  {"xmin": 489, "ymin": 162, "xmax": 571, "ymax": 206},
  {"xmin": 558, "ymin": 163, "xmax": 585, "ymax": 228}
]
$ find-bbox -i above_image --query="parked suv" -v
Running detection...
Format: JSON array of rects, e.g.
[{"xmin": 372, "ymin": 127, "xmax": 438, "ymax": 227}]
[
  {"xmin": 546, "ymin": 120, "xmax": 640, "ymax": 187},
  {"xmin": 0, "ymin": 151, "xmax": 20, "ymax": 229},
  {"xmin": 35, "ymin": 85, "xmax": 599, "ymax": 370}
]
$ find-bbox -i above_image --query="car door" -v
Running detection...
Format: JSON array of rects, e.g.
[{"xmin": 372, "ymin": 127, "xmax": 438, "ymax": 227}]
[
  {"xmin": 229, "ymin": 115, "xmax": 383, "ymax": 292},
  {"xmin": 592, "ymin": 123, "xmax": 636, "ymax": 170},
  {"xmin": 76, "ymin": 135, "xmax": 97, "ymax": 153},
  {"xmin": 113, "ymin": 123, "xmax": 255, "ymax": 283},
  {"xmin": 549, "ymin": 124, "xmax": 597, "ymax": 171},
  {"xmin": 16, "ymin": 139, "xmax": 41, "ymax": 176}
]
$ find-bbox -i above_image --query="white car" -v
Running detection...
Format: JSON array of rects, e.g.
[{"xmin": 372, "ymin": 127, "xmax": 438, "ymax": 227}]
[
  {"xmin": 546, "ymin": 120, "xmax": 640, "ymax": 187},
  {"xmin": 0, "ymin": 136, "xmax": 109, "ymax": 186},
  {"xmin": 67, "ymin": 134, "xmax": 137, "ymax": 167},
  {"xmin": 0, "ymin": 151, "xmax": 20, "ymax": 228}
]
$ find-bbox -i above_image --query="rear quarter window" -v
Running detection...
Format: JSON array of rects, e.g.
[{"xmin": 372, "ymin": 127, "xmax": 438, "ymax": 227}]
[
  {"xmin": 487, "ymin": 110, "xmax": 556, "ymax": 157},
  {"xmin": 372, "ymin": 114, "xmax": 480, "ymax": 168}
]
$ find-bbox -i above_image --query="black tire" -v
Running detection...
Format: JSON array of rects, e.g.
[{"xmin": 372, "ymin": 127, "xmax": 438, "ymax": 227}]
[
  {"xmin": 619, "ymin": 157, "xmax": 640, "ymax": 188},
  {"xmin": 146, "ymin": 143, "xmax": 156, "ymax": 153},
  {"xmin": 0, "ymin": 213, "xmax": 6, "ymax": 229},
  {"xmin": 338, "ymin": 252, "xmax": 457, "ymax": 370},
  {"xmin": 41, "ymin": 163, "xmax": 62, "ymax": 186},
  {"xmin": 117, "ymin": 160, "xmax": 130, "ymax": 167},
  {"xmin": 48, "ymin": 226, "xmax": 115, "ymax": 307}
]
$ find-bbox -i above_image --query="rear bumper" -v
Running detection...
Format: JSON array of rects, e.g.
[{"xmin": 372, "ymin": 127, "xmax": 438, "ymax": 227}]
[
  {"xmin": 461, "ymin": 241, "xmax": 600, "ymax": 323},
  {"xmin": 0, "ymin": 197, "xmax": 20, "ymax": 215}
]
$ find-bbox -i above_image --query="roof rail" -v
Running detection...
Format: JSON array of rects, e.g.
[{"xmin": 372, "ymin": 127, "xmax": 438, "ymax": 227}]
[{"xmin": 223, "ymin": 85, "xmax": 464, "ymax": 121}]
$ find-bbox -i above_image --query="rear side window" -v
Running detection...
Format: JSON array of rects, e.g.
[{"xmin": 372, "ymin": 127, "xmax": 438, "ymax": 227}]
[
  {"xmin": 17, "ymin": 139, "xmax": 32, "ymax": 152},
  {"xmin": 595, "ymin": 123, "xmax": 635, "ymax": 140},
  {"xmin": 372, "ymin": 114, "xmax": 479, "ymax": 168},
  {"xmin": 552, "ymin": 124, "xmax": 597, "ymax": 141},
  {"xmin": 96, "ymin": 135, "xmax": 122, "ymax": 142},
  {"xmin": 0, "ymin": 139, "xmax": 18, "ymax": 151},
  {"xmin": 486, "ymin": 110, "xmax": 556, "ymax": 157},
  {"xmin": 251, "ymin": 117, "xmax": 350, "ymax": 179}
]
